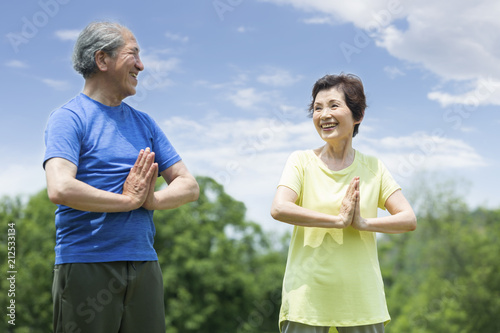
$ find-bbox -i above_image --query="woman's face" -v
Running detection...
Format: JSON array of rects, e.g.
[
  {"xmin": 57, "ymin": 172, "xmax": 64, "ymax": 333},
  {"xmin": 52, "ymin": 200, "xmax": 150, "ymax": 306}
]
[{"xmin": 312, "ymin": 87, "xmax": 361, "ymax": 143}]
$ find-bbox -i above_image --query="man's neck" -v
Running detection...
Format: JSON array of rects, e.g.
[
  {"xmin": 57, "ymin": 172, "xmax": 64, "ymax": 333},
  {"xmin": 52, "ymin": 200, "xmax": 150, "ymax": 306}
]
[{"xmin": 82, "ymin": 77, "xmax": 123, "ymax": 107}]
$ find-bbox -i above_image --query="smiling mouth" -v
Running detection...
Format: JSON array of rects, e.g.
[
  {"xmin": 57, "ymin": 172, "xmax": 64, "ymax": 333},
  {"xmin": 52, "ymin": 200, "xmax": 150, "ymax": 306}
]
[
  {"xmin": 130, "ymin": 73, "xmax": 138, "ymax": 79},
  {"xmin": 321, "ymin": 123, "xmax": 338, "ymax": 129}
]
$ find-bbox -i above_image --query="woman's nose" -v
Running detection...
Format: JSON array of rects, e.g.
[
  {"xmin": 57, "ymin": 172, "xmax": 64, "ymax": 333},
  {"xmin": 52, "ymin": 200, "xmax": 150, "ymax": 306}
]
[{"xmin": 320, "ymin": 108, "xmax": 331, "ymax": 118}]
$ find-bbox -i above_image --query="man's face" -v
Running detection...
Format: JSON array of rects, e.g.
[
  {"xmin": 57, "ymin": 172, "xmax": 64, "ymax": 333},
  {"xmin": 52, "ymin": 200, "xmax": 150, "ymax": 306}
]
[{"xmin": 106, "ymin": 30, "xmax": 144, "ymax": 100}]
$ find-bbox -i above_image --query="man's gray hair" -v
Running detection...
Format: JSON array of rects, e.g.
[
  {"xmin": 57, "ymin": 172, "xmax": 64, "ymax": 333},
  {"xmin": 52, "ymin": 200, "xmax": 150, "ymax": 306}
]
[{"xmin": 72, "ymin": 22, "xmax": 127, "ymax": 79}]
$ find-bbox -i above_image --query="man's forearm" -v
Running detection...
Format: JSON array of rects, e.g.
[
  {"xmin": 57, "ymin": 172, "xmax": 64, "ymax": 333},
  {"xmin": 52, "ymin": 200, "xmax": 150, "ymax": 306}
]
[
  {"xmin": 48, "ymin": 177, "xmax": 141, "ymax": 212},
  {"xmin": 147, "ymin": 175, "xmax": 199, "ymax": 210}
]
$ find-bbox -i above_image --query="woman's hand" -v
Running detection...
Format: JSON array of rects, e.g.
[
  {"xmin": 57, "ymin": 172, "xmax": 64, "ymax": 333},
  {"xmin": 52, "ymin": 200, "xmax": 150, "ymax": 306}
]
[
  {"xmin": 338, "ymin": 176, "xmax": 359, "ymax": 228},
  {"xmin": 351, "ymin": 182, "xmax": 368, "ymax": 231},
  {"xmin": 348, "ymin": 176, "xmax": 369, "ymax": 230}
]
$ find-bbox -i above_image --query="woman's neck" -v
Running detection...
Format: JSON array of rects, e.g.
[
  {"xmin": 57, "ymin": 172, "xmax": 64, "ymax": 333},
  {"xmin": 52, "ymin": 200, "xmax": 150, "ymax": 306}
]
[{"xmin": 315, "ymin": 141, "xmax": 356, "ymax": 171}]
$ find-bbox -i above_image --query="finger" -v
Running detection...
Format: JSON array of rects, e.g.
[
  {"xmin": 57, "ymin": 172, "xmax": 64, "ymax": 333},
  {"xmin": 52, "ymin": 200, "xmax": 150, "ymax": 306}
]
[
  {"xmin": 143, "ymin": 164, "xmax": 157, "ymax": 204},
  {"xmin": 131, "ymin": 149, "xmax": 145, "ymax": 172},
  {"xmin": 141, "ymin": 152, "xmax": 155, "ymax": 177},
  {"xmin": 354, "ymin": 191, "xmax": 361, "ymax": 216},
  {"xmin": 349, "ymin": 177, "xmax": 360, "ymax": 199},
  {"xmin": 145, "ymin": 162, "xmax": 158, "ymax": 184},
  {"xmin": 148, "ymin": 163, "xmax": 158, "ymax": 190},
  {"xmin": 345, "ymin": 178, "xmax": 356, "ymax": 197},
  {"xmin": 138, "ymin": 147, "xmax": 151, "ymax": 170}
]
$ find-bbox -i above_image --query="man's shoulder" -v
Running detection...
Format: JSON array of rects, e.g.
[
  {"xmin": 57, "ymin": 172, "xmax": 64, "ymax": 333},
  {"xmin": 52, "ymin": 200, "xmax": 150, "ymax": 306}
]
[
  {"xmin": 122, "ymin": 102, "xmax": 152, "ymax": 118},
  {"xmin": 52, "ymin": 94, "xmax": 87, "ymax": 115}
]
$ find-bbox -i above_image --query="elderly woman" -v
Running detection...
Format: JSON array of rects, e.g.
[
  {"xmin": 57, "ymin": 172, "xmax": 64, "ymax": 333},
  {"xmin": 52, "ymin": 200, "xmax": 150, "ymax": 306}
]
[{"xmin": 271, "ymin": 73, "xmax": 416, "ymax": 333}]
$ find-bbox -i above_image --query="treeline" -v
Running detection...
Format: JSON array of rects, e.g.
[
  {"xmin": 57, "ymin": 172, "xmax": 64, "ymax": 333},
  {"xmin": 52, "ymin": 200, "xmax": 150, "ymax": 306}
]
[
  {"xmin": 379, "ymin": 180, "xmax": 500, "ymax": 332},
  {"xmin": 1, "ymin": 176, "xmax": 499, "ymax": 332}
]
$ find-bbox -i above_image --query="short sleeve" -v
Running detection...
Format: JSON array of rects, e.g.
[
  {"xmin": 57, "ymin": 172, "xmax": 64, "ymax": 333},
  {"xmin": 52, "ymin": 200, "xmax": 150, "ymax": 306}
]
[
  {"xmin": 377, "ymin": 159, "xmax": 401, "ymax": 209},
  {"xmin": 43, "ymin": 108, "xmax": 84, "ymax": 169},
  {"xmin": 278, "ymin": 151, "xmax": 305, "ymax": 197}
]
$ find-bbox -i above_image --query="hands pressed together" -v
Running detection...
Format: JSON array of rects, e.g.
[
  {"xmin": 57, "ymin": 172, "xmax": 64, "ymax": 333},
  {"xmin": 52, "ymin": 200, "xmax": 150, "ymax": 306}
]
[
  {"xmin": 338, "ymin": 176, "xmax": 368, "ymax": 230},
  {"xmin": 122, "ymin": 148, "xmax": 158, "ymax": 210}
]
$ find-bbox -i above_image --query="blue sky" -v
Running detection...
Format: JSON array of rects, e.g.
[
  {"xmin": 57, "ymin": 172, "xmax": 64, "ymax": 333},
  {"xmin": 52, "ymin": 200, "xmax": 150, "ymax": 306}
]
[{"xmin": 3, "ymin": 0, "xmax": 499, "ymax": 232}]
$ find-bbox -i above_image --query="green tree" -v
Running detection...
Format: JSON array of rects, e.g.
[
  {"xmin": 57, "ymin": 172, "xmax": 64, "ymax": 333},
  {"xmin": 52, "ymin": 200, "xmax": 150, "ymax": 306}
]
[
  {"xmin": 379, "ymin": 178, "xmax": 500, "ymax": 332},
  {"xmin": 0, "ymin": 177, "xmax": 287, "ymax": 332},
  {"xmin": 154, "ymin": 176, "xmax": 286, "ymax": 333},
  {"xmin": 0, "ymin": 191, "xmax": 57, "ymax": 333}
]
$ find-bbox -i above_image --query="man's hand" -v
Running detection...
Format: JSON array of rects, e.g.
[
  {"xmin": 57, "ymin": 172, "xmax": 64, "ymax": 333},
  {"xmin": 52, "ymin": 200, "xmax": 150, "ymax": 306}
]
[
  {"xmin": 122, "ymin": 148, "xmax": 157, "ymax": 209},
  {"xmin": 338, "ymin": 176, "xmax": 359, "ymax": 228},
  {"xmin": 142, "ymin": 162, "xmax": 159, "ymax": 210}
]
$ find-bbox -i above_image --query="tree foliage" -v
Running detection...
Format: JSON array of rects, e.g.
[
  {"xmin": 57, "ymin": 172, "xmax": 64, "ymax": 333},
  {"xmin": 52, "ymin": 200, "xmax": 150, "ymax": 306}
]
[
  {"xmin": 154, "ymin": 176, "xmax": 286, "ymax": 332},
  {"xmin": 379, "ymin": 179, "xmax": 500, "ymax": 332},
  {"xmin": 1, "ymin": 176, "xmax": 500, "ymax": 332},
  {"xmin": 0, "ymin": 177, "xmax": 287, "ymax": 332}
]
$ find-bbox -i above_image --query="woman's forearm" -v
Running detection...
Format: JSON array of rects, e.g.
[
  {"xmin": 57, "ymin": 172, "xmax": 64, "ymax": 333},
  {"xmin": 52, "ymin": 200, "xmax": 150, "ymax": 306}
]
[
  {"xmin": 271, "ymin": 201, "xmax": 348, "ymax": 229},
  {"xmin": 356, "ymin": 211, "xmax": 417, "ymax": 234}
]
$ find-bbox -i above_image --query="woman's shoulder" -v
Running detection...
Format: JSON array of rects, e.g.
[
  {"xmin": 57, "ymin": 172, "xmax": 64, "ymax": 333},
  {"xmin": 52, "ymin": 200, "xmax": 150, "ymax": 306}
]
[
  {"xmin": 355, "ymin": 150, "xmax": 380, "ymax": 164},
  {"xmin": 355, "ymin": 150, "xmax": 391, "ymax": 176},
  {"xmin": 282, "ymin": 150, "xmax": 314, "ymax": 169},
  {"xmin": 288, "ymin": 149, "xmax": 316, "ymax": 162}
]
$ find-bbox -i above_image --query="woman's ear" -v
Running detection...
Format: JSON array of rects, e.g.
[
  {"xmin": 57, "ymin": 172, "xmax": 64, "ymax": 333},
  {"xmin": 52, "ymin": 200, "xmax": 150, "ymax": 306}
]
[{"xmin": 354, "ymin": 113, "xmax": 364, "ymax": 125}]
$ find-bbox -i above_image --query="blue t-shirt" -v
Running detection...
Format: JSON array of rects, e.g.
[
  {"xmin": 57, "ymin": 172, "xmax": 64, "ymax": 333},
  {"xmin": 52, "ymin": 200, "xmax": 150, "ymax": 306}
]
[{"xmin": 44, "ymin": 93, "xmax": 181, "ymax": 264}]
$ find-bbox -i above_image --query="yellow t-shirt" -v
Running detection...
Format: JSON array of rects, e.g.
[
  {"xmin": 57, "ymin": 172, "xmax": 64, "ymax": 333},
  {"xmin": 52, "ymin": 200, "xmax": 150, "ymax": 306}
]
[{"xmin": 278, "ymin": 150, "xmax": 400, "ymax": 331}]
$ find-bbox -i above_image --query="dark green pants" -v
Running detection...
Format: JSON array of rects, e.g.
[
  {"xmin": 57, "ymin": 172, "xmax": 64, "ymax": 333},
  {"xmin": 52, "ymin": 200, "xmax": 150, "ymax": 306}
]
[{"xmin": 52, "ymin": 261, "xmax": 165, "ymax": 333}]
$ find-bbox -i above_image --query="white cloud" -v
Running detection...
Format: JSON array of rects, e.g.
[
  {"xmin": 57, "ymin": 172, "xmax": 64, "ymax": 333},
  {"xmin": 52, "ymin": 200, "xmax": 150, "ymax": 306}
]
[
  {"xmin": 457, "ymin": 126, "xmax": 477, "ymax": 133},
  {"xmin": 165, "ymin": 32, "xmax": 189, "ymax": 43},
  {"xmin": 302, "ymin": 16, "xmax": 335, "ymax": 25},
  {"xmin": 257, "ymin": 68, "xmax": 303, "ymax": 87},
  {"xmin": 194, "ymin": 70, "xmax": 285, "ymax": 111},
  {"xmin": 41, "ymin": 78, "xmax": 71, "ymax": 91},
  {"xmin": 226, "ymin": 88, "xmax": 267, "ymax": 109},
  {"xmin": 132, "ymin": 52, "xmax": 181, "ymax": 91},
  {"xmin": 356, "ymin": 131, "xmax": 487, "ymax": 182},
  {"xmin": 258, "ymin": 0, "xmax": 402, "ymax": 27},
  {"xmin": 384, "ymin": 66, "xmax": 405, "ymax": 79},
  {"xmin": 427, "ymin": 77, "xmax": 500, "ymax": 107},
  {"xmin": 5, "ymin": 60, "xmax": 28, "ymax": 68},
  {"xmin": 237, "ymin": 26, "xmax": 255, "ymax": 33},
  {"xmin": 260, "ymin": 0, "xmax": 500, "ymax": 106},
  {"xmin": 141, "ymin": 53, "xmax": 180, "ymax": 73},
  {"xmin": 54, "ymin": 29, "xmax": 80, "ymax": 41},
  {"xmin": 0, "ymin": 164, "xmax": 46, "ymax": 197}
]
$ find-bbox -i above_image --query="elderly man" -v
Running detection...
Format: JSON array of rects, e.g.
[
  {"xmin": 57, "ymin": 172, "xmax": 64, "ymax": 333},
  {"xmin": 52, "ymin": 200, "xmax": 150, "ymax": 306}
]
[{"xmin": 44, "ymin": 21, "xmax": 199, "ymax": 333}]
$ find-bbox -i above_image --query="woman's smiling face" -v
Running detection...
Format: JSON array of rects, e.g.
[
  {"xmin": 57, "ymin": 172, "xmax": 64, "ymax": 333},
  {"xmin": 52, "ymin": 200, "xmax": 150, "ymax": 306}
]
[{"xmin": 312, "ymin": 87, "xmax": 361, "ymax": 143}]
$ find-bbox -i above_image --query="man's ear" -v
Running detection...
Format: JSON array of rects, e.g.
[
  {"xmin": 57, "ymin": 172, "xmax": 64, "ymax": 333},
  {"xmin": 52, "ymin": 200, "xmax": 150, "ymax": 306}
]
[{"xmin": 94, "ymin": 50, "xmax": 109, "ymax": 72}]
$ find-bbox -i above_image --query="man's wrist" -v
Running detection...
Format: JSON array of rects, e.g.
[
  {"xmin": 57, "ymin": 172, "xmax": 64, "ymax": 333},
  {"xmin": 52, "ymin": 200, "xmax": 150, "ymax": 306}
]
[{"xmin": 122, "ymin": 194, "xmax": 142, "ymax": 211}]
